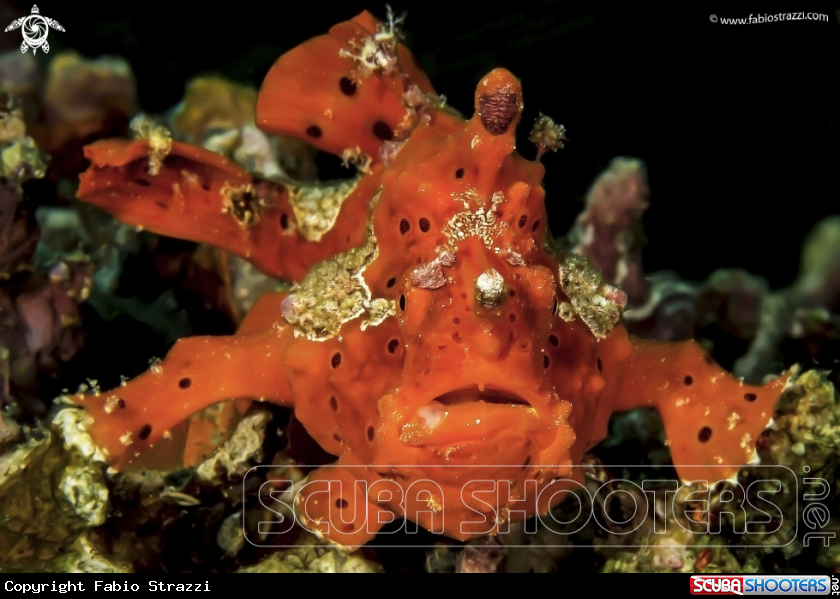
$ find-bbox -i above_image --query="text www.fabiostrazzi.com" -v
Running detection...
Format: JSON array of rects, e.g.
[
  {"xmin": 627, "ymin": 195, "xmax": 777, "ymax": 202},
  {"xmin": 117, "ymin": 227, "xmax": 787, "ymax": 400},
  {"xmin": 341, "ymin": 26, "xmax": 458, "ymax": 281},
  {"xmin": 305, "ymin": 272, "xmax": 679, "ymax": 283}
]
[{"xmin": 709, "ymin": 12, "xmax": 830, "ymax": 24}]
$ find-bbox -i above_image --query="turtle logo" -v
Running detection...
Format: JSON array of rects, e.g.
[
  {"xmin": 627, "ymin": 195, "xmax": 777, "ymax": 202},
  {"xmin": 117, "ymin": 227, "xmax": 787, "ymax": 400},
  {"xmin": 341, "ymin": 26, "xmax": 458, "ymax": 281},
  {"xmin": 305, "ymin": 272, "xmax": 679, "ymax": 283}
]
[{"xmin": 4, "ymin": 5, "xmax": 65, "ymax": 55}]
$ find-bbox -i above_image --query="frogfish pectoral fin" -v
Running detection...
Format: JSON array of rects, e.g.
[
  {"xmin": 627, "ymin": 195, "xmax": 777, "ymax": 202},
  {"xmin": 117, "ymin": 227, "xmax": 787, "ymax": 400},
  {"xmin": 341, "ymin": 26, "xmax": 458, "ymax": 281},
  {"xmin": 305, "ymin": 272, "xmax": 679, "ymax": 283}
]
[
  {"xmin": 78, "ymin": 139, "xmax": 300, "ymax": 276},
  {"xmin": 69, "ymin": 293, "xmax": 295, "ymax": 470},
  {"xmin": 614, "ymin": 338, "xmax": 791, "ymax": 482}
]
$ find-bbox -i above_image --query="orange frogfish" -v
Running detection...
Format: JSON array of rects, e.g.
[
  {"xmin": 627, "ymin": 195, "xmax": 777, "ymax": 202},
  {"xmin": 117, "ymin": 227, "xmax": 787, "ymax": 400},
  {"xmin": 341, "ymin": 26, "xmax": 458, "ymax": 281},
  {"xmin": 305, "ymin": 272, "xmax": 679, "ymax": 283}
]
[{"xmin": 71, "ymin": 11, "xmax": 790, "ymax": 546}]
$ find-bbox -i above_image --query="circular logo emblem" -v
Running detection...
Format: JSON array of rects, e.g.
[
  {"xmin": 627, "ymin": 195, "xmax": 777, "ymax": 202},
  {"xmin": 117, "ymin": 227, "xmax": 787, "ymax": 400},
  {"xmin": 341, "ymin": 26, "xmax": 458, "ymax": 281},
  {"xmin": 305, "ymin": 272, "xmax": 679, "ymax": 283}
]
[{"xmin": 21, "ymin": 14, "xmax": 47, "ymax": 47}]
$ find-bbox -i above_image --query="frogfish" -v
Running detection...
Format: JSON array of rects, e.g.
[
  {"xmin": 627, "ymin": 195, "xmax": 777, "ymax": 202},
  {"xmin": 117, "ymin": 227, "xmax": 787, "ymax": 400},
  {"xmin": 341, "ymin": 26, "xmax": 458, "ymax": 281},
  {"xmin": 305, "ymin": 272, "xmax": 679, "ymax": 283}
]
[{"xmin": 71, "ymin": 10, "xmax": 790, "ymax": 546}]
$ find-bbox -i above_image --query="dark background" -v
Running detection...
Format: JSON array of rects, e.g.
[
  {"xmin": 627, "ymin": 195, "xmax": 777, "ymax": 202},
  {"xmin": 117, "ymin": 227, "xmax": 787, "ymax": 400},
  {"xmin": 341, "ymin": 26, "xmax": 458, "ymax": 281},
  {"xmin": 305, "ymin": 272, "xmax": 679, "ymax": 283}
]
[{"xmin": 2, "ymin": 0, "xmax": 838, "ymax": 289}]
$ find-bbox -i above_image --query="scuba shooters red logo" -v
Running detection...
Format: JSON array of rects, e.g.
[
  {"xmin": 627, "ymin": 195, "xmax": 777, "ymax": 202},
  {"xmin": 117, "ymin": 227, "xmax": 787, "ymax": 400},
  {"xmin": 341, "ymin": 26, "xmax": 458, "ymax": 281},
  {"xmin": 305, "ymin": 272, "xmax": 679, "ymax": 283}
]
[
  {"xmin": 690, "ymin": 575, "xmax": 834, "ymax": 595},
  {"xmin": 691, "ymin": 577, "xmax": 744, "ymax": 595}
]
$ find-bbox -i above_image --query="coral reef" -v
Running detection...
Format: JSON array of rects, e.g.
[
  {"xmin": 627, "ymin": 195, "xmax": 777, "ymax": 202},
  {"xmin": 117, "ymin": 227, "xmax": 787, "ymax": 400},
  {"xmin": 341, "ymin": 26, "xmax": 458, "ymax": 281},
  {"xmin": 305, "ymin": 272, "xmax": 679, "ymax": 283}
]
[
  {"xmin": 0, "ymin": 91, "xmax": 89, "ymax": 418},
  {"xmin": 0, "ymin": 409, "xmax": 118, "ymax": 571},
  {"xmin": 27, "ymin": 52, "xmax": 136, "ymax": 179},
  {"xmin": 565, "ymin": 157, "xmax": 649, "ymax": 307},
  {"xmin": 0, "ymin": 91, "xmax": 46, "ymax": 188},
  {"xmin": 236, "ymin": 533, "xmax": 382, "ymax": 573},
  {"xmin": 623, "ymin": 218, "xmax": 840, "ymax": 387}
]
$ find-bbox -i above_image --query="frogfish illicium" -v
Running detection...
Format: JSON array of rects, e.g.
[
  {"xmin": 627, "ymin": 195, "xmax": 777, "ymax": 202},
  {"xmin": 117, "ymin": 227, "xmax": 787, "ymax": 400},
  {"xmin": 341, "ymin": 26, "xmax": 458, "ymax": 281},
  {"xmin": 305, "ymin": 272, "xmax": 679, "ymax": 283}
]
[{"xmin": 70, "ymin": 10, "xmax": 790, "ymax": 546}]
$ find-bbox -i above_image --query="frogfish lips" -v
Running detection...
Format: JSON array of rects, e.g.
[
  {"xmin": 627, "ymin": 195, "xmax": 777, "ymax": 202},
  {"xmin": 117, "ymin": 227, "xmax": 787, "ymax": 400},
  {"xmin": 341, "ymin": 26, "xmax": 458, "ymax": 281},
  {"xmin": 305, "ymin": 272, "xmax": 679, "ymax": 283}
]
[{"xmin": 398, "ymin": 384, "xmax": 553, "ymax": 448}]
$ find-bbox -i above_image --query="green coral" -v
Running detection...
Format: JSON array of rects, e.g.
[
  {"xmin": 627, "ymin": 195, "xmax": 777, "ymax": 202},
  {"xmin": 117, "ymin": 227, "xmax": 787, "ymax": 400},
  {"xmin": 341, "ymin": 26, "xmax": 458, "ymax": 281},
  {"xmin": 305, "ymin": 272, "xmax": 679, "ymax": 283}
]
[
  {"xmin": 287, "ymin": 177, "xmax": 361, "ymax": 242},
  {"xmin": 758, "ymin": 367, "xmax": 840, "ymax": 477},
  {"xmin": 732, "ymin": 368, "xmax": 840, "ymax": 557},
  {"xmin": 0, "ymin": 91, "xmax": 47, "ymax": 189},
  {"xmin": 1, "ymin": 533, "xmax": 131, "ymax": 574},
  {"xmin": 236, "ymin": 534, "xmax": 382, "ymax": 573},
  {"xmin": 602, "ymin": 534, "xmax": 761, "ymax": 574},
  {"xmin": 0, "ymin": 408, "xmax": 115, "ymax": 571},
  {"xmin": 282, "ymin": 223, "xmax": 395, "ymax": 341},
  {"xmin": 817, "ymin": 520, "xmax": 840, "ymax": 569},
  {"xmin": 558, "ymin": 253, "xmax": 625, "ymax": 340}
]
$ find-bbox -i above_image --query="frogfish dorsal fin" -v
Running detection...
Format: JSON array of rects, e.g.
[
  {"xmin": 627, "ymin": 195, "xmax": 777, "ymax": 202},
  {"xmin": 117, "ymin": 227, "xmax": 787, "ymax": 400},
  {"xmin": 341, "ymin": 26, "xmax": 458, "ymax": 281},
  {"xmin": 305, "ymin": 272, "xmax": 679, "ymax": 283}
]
[{"xmin": 256, "ymin": 10, "xmax": 436, "ymax": 163}]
